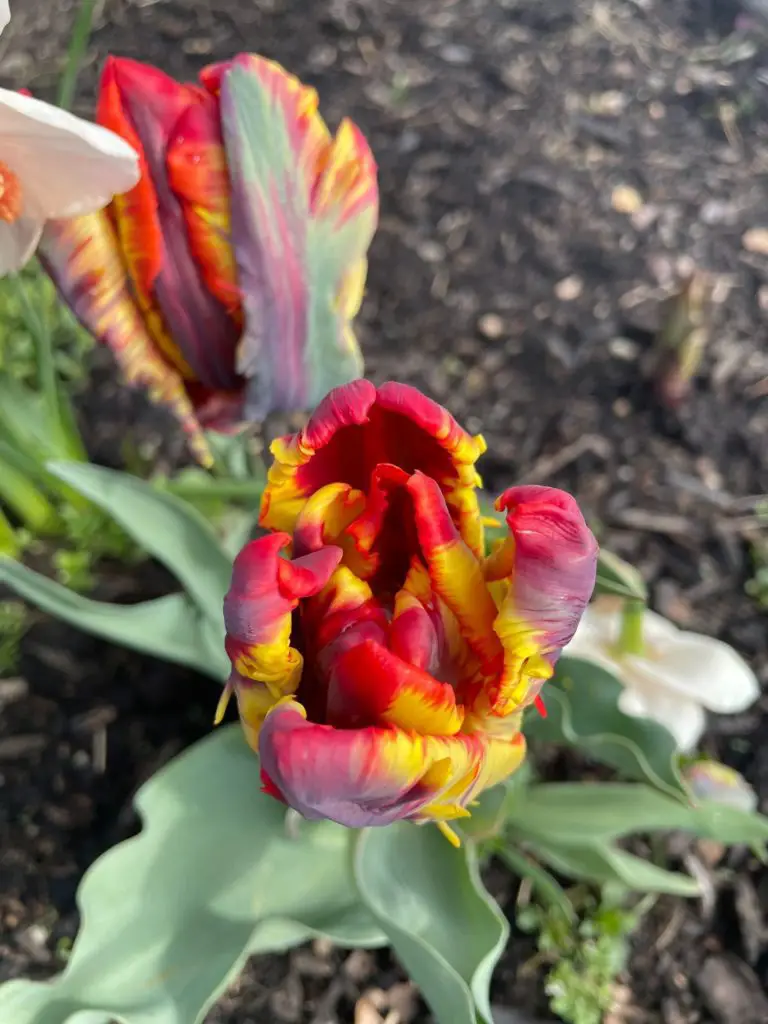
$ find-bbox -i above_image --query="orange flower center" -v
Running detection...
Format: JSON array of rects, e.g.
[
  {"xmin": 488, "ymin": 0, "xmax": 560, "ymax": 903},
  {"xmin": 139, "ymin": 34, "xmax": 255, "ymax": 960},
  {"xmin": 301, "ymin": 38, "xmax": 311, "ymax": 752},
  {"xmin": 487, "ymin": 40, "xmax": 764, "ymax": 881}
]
[{"xmin": 0, "ymin": 162, "xmax": 23, "ymax": 223}]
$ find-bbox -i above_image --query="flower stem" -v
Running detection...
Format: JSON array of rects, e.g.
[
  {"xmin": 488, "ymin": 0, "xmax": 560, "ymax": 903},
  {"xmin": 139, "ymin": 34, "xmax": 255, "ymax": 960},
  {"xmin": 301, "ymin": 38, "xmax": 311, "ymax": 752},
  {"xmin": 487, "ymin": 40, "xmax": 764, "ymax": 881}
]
[
  {"xmin": 615, "ymin": 599, "xmax": 646, "ymax": 657},
  {"xmin": 58, "ymin": 0, "xmax": 97, "ymax": 111}
]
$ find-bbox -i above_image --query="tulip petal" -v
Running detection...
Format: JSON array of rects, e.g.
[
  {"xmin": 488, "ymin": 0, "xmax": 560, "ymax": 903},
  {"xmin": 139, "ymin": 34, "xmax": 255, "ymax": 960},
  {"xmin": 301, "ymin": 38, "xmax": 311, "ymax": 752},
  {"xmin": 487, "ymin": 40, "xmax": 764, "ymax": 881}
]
[
  {"xmin": 218, "ymin": 54, "xmax": 378, "ymax": 418},
  {"xmin": 260, "ymin": 380, "xmax": 486, "ymax": 553},
  {"xmin": 258, "ymin": 700, "xmax": 526, "ymax": 828},
  {"xmin": 166, "ymin": 98, "xmax": 241, "ymax": 317},
  {"xmin": 326, "ymin": 638, "xmax": 464, "ymax": 734},
  {"xmin": 99, "ymin": 57, "xmax": 241, "ymax": 395},
  {"xmin": 408, "ymin": 471, "xmax": 503, "ymax": 676},
  {"xmin": 223, "ymin": 533, "xmax": 342, "ymax": 719},
  {"xmin": 39, "ymin": 213, "xmax": 212, "ymax": 466},
  {"xmin": 482, "ymin": 486, "xmax": 598, "ymax": 717}
]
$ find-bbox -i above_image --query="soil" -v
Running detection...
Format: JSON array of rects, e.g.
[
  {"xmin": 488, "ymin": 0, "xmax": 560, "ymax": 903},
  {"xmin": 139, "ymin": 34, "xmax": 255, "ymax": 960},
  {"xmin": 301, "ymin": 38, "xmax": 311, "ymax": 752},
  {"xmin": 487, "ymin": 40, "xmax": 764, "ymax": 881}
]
[{"xmin": 2, "ymin": 0, "xmax": 768, "ymax": 1021}]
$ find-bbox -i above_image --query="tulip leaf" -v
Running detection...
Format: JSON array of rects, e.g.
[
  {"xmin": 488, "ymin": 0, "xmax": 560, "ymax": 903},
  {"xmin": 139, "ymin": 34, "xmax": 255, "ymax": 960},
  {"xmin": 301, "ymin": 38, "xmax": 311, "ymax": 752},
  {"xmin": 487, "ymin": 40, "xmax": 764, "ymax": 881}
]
[
  {"xmin": 0, "ymin": 556, "xmax": 227, "ymax": 679},
  {"xmin": 354, "ymin": 823, "xmax": 508, "ymax": 1024},
  {"xmin": 0, "ymin": 727, "xmax": 386, "ymax": 1024},
  {"xmin": 507, "ymin": 783, "xmax": 694, "ymax": 844},
  {"xmin": 47, "ymin": 462, "xmax": 232, "ymax": 625},
  {"xmin": 525, "ymin": 656, "xmax": 688, "ymax": 802},
  {"xmin": 520, "ymin": 782, "xmax": 768, "ymax": 846},
  {"xmin": 523, "ymin": 837, "xmax": 701, "ymax": 896},
  {"xmin": 593, "ymin": 549, "xmax": 648, "ymax": 602}
]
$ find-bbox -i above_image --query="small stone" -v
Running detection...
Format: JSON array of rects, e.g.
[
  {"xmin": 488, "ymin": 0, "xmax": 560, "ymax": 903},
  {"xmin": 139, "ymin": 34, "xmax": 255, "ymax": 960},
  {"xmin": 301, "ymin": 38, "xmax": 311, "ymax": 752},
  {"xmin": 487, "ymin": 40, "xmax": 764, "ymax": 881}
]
[
  {"xmin": 477, "ymin": 313, "xmax": 504, "ymax": 340},
  {"xmin": 344, "ymin": 949, "xmax": 376, "ymax": 983},
  {"xmin": 742, "ymin": 228, "xmax": 768, "ymax": 254},
  {"xmin": 608, "ymin": 337, "xmax": 640, "ymax": 361},
  {"xmin": 612, "ymin": 397, "xmax": 632, "ymax": 418},
  {"xmin": 416, "ymin": 240, "xmax": 444, "ymax": 263},
  {"xmin": 0, "ymin": 677, "xmax": 28, "ymax": 704},
  {"xmin": 554, "ymin": 275, "xmax": 583, "ymax": 301},
  {"xmin": 611, "ymin": 185, "xmax": 644, "ymax": 214},
  {"xmin": 440, "ymin": 44, "xmax": 472, "ymax": 65}
]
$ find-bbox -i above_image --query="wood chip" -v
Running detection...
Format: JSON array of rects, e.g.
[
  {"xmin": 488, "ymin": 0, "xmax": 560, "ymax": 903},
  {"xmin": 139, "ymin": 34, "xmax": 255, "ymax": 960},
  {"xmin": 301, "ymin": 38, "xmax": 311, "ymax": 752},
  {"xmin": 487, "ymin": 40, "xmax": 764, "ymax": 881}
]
[
  {"xmin": 611, "ymin": 184, "xmax": 644, "ymax": 214},
  {"xmin": 742, "ymin": 228, "xmax": 768, "ymax": 254}
]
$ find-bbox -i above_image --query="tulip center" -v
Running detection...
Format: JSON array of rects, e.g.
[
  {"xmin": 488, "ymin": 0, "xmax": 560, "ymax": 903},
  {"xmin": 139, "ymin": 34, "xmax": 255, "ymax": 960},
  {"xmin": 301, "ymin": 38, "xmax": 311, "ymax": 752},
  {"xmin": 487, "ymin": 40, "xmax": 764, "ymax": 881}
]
[
  {"xmin": 0, "ymin": 162, "xmax": 22, "ymax": 223},
  {"xmin": 613, "ymin": 599, "xmax": 647, "ymax": 658}
]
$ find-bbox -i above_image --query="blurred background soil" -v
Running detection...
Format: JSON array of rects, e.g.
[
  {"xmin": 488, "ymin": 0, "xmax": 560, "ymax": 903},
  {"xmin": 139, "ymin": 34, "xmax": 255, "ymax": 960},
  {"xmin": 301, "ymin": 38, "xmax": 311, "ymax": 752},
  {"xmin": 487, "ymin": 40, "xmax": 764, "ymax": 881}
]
[{"xmin": 1, "ymin": 0, "xmax": 768, "ymax": 1021}]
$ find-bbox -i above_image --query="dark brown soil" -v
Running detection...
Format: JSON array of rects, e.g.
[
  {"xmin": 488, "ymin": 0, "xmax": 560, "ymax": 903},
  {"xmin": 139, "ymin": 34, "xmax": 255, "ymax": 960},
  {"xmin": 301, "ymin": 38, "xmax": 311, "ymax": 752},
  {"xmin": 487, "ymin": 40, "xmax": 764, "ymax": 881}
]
[{"xmin": 2, "ymin": 0, "xmax": 768, "ymax": 1021}]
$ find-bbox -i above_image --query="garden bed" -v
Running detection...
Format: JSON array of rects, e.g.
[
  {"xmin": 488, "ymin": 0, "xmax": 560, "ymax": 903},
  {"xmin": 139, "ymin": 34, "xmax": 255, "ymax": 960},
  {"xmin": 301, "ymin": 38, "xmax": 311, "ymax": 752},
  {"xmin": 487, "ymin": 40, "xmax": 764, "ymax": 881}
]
[{"xmin": 1, "ymin": 0, "xmax": 768, "ymax": 1020}]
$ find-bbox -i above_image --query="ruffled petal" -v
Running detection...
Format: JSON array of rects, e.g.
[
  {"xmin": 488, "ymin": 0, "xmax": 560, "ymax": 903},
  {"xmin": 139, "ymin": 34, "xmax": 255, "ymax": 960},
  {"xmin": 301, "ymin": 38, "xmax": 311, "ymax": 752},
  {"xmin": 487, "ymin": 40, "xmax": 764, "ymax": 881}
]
[
  {"xmin": 216, "ymin": 54, "xmax": 376, "ymax": 418},
  {"xmin": 98, "ymin": 57, "xmax": 241, "ymax": 395},
  {"xmin": 258, "ymin": 700, "xmax": 526, "ymax": 828},
  {"xmin": 407, "ymin": 471, "xmax": 502, "ymax": 676},
  {"xmin": 481, "ymin": 485, "xmax": 598, "ymax": 718},
  {"xmin": 325, "ymin": 637, "xmax": 464, "ymax": 734},
  {"xmin": 166, "ymin": 96, "xmax": 241, "ymax": 317},
  {"xmin": 39, "ymin": 212, "xmax": 212, "ymax": 466},
  {"xmin": 223, "ymin": 533, "xmax": 342, "ymax": 731},
  {"xmin": 260, "ymin": 380, "xmax": 486, "ymax": 556}
]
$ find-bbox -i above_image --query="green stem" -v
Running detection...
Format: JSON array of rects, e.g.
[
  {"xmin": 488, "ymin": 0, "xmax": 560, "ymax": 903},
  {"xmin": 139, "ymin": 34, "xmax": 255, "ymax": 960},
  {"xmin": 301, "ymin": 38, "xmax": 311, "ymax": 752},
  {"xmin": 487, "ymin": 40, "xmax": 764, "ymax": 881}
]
[
  {"xmin": 0, "ymin": 507, "xmax": 20, "ymax": 557},
  {"xmin": 12, "ymin": 273, "xmax": 87, "ymax": 463},
  {"xmin": 58, "ymin": 0, "xmax": 97, "ymax": 111},
  {"xmin": 0, "ymin": 455, "xmax": 60, "ymax": 535},
  {"xmin": 614, "ymin": 599, "xmax": 646, "ymax": 657}
]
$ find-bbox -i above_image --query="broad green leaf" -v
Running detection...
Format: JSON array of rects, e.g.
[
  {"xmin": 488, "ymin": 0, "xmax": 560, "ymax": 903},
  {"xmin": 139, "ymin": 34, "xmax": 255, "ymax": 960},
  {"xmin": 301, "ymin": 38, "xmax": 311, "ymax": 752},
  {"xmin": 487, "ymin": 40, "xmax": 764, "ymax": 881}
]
[
  {"xmin": 219, "ymin": 56, "xmax": 377, "ymax": 417},
  {"xmin": 47, "ymin": 462, "xmax": 232, "ymax": 624},
  {"xmin": 593, "ymin": 549, "xmax": 648, "ymax": 602},
  {"xmin": 508, "ymin": 782, "xmax": 768, "ymax": 866},
  {"xmin": 525, "ymin": 656, "xmax": 688, "ymax": 801},
  {"xmin": 0, "ymin": 557, "xmax": 227, "ymax": 680},
  {"xmin": 0, "ymin": 727, "xmax": 385, "ymax": 1024},
  {"xmin": 354, "ymin": 823, "xmax": 508, "ymax": 1024},
  {"xmin": 524, "ymin": 837, "xmax": 700, "ymax": 896},
  {"xmin": 506, "ymin": 784, "xmax": 693, "ymax": 844}
]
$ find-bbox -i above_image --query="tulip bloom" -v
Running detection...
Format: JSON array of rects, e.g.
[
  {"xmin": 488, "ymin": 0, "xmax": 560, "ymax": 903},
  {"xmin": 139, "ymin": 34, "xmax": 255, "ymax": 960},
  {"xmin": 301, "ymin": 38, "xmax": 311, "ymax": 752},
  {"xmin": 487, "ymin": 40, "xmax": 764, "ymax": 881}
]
[
  {"xmin": 40, "ymin": 55, "xmax": 378, "ymax": 465},
  {"xmin": 565, "ymin": 596, "xmax": 760, "ymax": 751},
  {"xmin": 219, "ymin": 380, "xmax": 598, "ymax": 839}
]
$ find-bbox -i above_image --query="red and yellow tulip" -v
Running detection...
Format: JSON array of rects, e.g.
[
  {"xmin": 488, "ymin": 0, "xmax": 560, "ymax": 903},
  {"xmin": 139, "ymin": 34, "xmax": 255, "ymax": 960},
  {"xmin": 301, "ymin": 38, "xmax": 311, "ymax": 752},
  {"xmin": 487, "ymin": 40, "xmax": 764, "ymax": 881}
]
[
  {"xmin": 219, "ymin": 380, "xmax": 598, "ymax": 841},
  {"xmin": 39, "ymin": 55, "xmax": 378, "ymax": 466}
]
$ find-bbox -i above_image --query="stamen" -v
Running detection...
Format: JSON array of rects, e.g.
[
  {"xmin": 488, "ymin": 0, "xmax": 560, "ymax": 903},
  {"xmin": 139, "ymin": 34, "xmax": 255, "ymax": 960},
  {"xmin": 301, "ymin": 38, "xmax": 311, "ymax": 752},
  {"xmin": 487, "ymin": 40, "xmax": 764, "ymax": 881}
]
[
  {"xmin": 0, "ymin": 162, "xmax": 23, "ymax": 223},
  {"xmin": 213, "ymin": 681, "xmax": 234, "ymax": 725},
  {"xmin": 436, "ymin": 820, "xmax": 462, "ymax": 848}
]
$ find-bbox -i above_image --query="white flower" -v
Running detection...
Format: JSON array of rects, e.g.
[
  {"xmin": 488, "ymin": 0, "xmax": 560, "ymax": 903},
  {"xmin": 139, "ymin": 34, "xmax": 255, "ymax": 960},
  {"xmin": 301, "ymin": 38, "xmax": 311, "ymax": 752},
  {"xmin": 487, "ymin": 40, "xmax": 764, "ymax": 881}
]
[
  {"xmin": 564, "ymin": 596, "xmax": 760, "ymax": 752},
  {"xmin": 0, "ymin": 86, "xmax": 139, "ymax": 275}
]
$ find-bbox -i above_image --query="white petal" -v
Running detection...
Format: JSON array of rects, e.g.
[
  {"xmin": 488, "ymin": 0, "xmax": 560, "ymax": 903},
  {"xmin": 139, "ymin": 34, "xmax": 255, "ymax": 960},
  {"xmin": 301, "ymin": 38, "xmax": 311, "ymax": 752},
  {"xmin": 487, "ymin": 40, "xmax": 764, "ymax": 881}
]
[
  {"xmin": 0, "ymin": 214, "xmax": 43, "ymax": 274},
  {"xmin": 618, "ymin": 684, "xmax": 706, "ymax": 752},
  {"xmin": 637, "ymin": 608, "xmax": 683, "ymax": 647},
  {"xmin": 0, "ymin": 1, "xmax": 9, "ymax": 37},
  {"xmin": 0, "ymin": 87, "xmax": 139, "ymax": 219},
  {"xmin": 649, "ymin": 632, "xmax": 760, "ymax": 713}
]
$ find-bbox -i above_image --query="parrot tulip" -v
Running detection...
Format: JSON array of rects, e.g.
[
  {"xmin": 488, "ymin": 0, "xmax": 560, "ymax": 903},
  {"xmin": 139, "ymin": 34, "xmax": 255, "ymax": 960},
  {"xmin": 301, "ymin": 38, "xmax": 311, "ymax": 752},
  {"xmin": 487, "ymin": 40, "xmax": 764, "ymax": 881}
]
[
  {"xmin": 40, "ymin": 54, "xmax": 378, "ymax": 466},
  {"xmin": 219, "ymin": 380, "xmax": 598, "ymax": 841}
]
